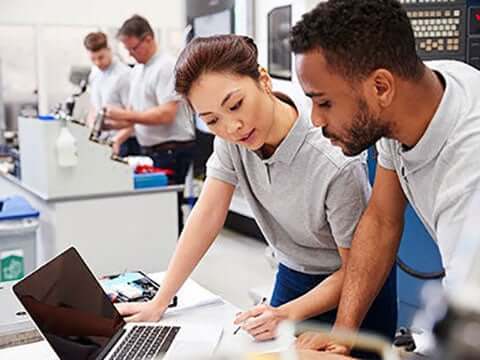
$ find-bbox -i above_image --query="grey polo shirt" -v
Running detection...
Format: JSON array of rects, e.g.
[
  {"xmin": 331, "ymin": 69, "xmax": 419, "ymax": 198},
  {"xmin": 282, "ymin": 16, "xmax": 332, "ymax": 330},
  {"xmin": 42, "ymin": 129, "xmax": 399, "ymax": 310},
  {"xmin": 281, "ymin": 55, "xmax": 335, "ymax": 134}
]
[
  {"xmin": 377, "ymin": 60, "xmax": 480, "ymax": 287},
  {"xmin": 129, "ymin": 51, "xmax": 195, "ymax": 146},
  {"xmin": 207, "ymin": 94, "xmax": 371, "ymax": 274},
  {"xmin": 89, "ymin": 60, "xmax": 130, "ymax": 109}
]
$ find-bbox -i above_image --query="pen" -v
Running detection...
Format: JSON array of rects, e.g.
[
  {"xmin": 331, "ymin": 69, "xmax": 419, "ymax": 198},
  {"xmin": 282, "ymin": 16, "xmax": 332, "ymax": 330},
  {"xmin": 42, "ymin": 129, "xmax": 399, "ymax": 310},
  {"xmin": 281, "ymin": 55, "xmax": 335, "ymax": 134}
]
[{"xmin": 233, "ymin": 297, "xmax": 267, "ymax": 335}]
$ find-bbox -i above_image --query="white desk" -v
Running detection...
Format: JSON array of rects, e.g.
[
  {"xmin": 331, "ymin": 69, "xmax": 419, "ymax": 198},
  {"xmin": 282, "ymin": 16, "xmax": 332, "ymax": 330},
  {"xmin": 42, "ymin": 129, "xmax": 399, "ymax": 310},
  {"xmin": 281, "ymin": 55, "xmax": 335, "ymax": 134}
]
[{"xmin": 0, "ymin": 275, "xmax": 291, "ymax": 359}]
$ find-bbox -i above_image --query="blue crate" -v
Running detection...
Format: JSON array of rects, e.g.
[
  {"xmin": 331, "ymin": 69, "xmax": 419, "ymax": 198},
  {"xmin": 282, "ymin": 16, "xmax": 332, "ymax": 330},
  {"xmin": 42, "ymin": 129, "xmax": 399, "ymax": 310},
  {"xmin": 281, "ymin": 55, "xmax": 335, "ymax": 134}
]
[{"xmin": 133, "ymin": 173, "xmax": 168, "ymax": 189}]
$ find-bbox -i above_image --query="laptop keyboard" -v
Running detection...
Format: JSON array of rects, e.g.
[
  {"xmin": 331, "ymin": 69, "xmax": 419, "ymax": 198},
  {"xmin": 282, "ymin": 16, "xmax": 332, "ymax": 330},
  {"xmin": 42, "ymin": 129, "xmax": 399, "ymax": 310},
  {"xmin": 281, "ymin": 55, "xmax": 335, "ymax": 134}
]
[{"xmin": 110, "ymin": 325, "xmax": 180, "ymax": 360}]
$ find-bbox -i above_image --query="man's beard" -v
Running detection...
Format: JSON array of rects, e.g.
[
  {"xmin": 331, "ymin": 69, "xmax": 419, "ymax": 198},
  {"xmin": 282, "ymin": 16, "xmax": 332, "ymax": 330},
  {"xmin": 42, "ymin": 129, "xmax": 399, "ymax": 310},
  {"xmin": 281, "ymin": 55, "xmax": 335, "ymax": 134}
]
[{"xmin": 334, "ymin": 97, "xmax": 391, "ymax": 156}]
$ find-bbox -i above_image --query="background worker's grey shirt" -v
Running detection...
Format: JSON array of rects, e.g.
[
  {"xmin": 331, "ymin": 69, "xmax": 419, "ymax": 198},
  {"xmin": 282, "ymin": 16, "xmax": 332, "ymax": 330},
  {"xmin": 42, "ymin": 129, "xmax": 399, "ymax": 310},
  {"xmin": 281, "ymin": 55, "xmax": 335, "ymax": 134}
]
[
  {"xmin": 207, "ymin": 94, "xmax": 371, "ymax": 274},
  {"xmin": 89, "ymin": 60, "xmax": 130, "ymax": 109},
  {"xmin": 129, "ymin": 51, "xmax": 194, "ymax": 146},
  {"xmin": 377, "ymin": 60, "xmax": 480, "ymax": 288}
]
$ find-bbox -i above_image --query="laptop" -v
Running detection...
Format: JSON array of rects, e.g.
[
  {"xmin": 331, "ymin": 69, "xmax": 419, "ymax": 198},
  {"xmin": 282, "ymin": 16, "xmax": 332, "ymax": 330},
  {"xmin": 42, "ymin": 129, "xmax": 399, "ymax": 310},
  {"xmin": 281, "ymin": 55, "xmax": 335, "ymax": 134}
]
[{"xmin": 12, "ymin": 247, "xmax": 223, "ymax": 359}]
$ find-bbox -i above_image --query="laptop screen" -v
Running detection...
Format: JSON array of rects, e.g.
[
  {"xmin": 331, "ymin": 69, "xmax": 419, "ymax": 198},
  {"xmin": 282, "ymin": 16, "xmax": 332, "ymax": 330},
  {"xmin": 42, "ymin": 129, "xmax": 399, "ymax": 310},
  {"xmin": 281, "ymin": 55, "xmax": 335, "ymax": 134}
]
[{"xmin": 13, "ymin": 247, "xmax": 125, "ymax": 360}]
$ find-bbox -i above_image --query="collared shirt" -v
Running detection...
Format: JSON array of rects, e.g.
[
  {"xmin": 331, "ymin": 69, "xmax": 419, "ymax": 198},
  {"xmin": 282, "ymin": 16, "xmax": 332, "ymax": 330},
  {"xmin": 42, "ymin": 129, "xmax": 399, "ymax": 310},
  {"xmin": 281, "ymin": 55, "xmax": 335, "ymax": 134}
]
[
  {"xmin": 129, "ymin": 51, "xmax": 195, "ymax": 146},
  {"xmin": 377, "ymin": 60, "xmax": 480, "ymax": 287},
  {"xmin": 207, "ymin": 93, "xmax": 371, "ymax": 274},
  {"xmin": 89, "ymin": 60, "xmax": 130, "ymax": 109}
]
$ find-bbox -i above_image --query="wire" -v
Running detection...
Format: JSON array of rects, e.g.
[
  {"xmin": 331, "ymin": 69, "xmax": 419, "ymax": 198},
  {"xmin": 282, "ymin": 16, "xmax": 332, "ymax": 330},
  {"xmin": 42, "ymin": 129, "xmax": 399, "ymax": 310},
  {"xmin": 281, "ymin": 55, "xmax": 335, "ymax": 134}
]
[{"xmin": 396, "ymin": 256, "xmax": 445, "ymax": 280}]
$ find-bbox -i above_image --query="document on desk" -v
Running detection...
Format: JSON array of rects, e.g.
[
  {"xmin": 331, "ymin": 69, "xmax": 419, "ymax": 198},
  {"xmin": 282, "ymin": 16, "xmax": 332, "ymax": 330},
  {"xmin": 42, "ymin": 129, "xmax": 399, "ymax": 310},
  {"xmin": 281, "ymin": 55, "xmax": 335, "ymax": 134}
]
[{"xmin": 149, "ymin": 273, "xmax": 224, "ymax": 314}]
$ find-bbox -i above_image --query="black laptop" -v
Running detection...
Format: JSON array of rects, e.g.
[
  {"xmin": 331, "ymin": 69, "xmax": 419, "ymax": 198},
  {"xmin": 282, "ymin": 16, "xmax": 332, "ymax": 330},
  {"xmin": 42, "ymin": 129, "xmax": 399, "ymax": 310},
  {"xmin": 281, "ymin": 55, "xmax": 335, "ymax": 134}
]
[{"xmin": 12, "ymin": 247, "xmax": 222, "ymax": 360}]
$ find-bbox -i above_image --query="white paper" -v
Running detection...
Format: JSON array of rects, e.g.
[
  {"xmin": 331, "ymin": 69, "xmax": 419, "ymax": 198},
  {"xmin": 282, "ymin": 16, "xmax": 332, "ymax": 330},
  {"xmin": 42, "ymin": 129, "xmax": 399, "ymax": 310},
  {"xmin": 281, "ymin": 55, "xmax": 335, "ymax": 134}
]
[{"xmin": 149, "ymin": 273, "xmax": 224, "ymax": 314}]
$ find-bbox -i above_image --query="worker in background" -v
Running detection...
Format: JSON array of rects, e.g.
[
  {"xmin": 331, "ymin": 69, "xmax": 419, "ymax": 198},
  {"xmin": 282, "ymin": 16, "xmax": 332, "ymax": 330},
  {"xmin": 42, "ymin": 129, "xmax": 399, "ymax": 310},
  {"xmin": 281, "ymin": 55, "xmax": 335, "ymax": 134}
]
[
  {"xmin": 105, "ymin": 15, "xmax": 195, "ymax": 185},
  {"xmin": 291, "ymin": 0, "xmax": 480, "ymax": 355},
  {"xmin": 115, "ymin": 35, "xmax": 397, "ymax": 359},
  {"xmin": 83, "ymin": 31, "xmax": 139, "ymax": 156}
]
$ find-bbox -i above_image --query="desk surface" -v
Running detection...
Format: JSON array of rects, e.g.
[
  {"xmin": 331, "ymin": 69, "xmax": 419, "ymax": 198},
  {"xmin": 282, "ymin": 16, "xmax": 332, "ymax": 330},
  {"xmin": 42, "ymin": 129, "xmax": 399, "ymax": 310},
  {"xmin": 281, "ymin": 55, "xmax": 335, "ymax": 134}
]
[{"xmin": 0, "ymin": 276, "xmax": 290, "ymax": 359}]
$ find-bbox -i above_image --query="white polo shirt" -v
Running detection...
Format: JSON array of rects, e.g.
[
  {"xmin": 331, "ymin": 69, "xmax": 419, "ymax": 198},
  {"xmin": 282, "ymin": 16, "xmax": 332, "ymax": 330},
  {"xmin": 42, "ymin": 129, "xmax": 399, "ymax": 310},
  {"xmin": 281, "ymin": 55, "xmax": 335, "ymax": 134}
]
[
  {"xmin": 377, "ymin": 60, "xmax": 480, "ymax": 287},
  {"xmin": 129, "ymin": 51, "xmax": 195, "ymax": 146},
  {"xmin": 89, "ymin": 59, "xmax": 130, "ymax": 109}
]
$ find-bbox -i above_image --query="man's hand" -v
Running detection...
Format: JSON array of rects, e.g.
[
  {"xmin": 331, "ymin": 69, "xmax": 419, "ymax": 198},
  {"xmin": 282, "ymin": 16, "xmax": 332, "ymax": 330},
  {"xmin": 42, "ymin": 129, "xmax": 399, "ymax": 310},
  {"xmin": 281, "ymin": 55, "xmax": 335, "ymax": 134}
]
[
  {"xmin": 105, "ymin": 105, "xmax": 134, "ymax": 122},
  {"xmin": 234, "ymin": 304, "xmax": 288, "ymax": 341},
  {"xmin": 115, "ymin": 301, "xmax": 168, "ymax": 322},
  {"xmin": 296, "ymin": 332, "xmax": 351, "ymax": 355},
  {"xmin": 103, "ymin": 119, "xmax": 132, "ymax": 130}
]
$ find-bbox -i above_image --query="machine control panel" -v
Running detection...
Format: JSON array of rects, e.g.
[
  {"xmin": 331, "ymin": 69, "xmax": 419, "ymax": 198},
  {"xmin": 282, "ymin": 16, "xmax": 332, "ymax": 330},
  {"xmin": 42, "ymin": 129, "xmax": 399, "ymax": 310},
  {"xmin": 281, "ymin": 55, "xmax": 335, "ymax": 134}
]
[
  {"xmin": 468, "ymin": 6, "xmax": 480, "ymax": 68},
  {"xmin": 400, "ymin": 0, "xmax": 467, "ymax": 61}
]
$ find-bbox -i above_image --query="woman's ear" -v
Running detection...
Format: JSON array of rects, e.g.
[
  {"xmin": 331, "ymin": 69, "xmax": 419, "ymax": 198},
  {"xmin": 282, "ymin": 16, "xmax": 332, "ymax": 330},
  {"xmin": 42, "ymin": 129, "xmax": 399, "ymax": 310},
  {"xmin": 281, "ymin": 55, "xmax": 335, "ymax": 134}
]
[{"xmin": 258, "ymin": 66, "xmax": 273, "ymax": 94}]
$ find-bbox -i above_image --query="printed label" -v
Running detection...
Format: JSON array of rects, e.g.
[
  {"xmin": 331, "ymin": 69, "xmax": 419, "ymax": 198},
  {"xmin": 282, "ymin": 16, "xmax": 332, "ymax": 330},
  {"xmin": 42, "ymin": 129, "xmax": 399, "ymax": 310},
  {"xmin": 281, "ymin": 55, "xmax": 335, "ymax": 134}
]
[{"xmin": 1, "ymin": 249, "xmax": 25, "ymax": 282}]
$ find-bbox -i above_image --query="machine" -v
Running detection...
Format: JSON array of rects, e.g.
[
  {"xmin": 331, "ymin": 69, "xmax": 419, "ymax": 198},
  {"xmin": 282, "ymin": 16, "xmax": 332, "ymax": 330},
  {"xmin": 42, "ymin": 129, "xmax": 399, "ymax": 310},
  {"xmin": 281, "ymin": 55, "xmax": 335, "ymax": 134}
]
[
  {"xmin": 17, "ymin": 115, "xmax": 132, "ymax": 199},
  {"xmin": 400, "ymin": 0, "xmax": 480, "ymax": 70},
  {"xmin": 468, "ymin": 1, "xmax": 480, "ymax": 68}
]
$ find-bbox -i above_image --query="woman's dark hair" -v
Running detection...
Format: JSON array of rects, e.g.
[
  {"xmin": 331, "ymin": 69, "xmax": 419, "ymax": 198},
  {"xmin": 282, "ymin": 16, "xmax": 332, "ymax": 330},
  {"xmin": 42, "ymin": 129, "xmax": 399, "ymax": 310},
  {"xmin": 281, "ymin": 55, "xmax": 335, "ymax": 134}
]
[
  {"xmin": 290, "ymin": 0, "xmax": 424, "ymax": 81},
  {"xmin": 175, "ymin": 35, "xmax": 260, "ymax": 97},
  {"xmin": 117, "ymin": 14, "xmax": 154, "ymax": 39}
]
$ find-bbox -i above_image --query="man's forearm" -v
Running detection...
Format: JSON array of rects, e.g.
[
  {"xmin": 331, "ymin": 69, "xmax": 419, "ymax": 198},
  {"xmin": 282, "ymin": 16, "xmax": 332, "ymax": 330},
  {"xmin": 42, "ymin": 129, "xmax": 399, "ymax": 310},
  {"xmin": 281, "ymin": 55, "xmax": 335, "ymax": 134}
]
[
  {"xmin": 334, "ymin": 209, "xmax": 403, "ymax": 331},
  {"xmin": 133, "ymin": 102, "xmax": 178, "ymax": 125},
  {"xmin": 107, "ymin": 102, "xmax": 178, "ymax": 126}
]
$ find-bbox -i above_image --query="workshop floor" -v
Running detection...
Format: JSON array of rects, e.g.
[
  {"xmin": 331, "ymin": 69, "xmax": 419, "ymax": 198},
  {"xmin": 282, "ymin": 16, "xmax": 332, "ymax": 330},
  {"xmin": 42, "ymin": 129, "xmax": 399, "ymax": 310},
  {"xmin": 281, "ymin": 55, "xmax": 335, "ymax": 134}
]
[{"xmin": 190, "ymin": 228, "xmax": 276, "ymax": 310}]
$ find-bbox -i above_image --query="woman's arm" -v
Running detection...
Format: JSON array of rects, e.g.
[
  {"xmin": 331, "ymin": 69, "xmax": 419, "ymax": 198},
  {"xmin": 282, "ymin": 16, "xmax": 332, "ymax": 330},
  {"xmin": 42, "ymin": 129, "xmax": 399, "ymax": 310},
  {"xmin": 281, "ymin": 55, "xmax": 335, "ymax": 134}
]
[
  {"xmin": 235, "ymin": 248, "xmax": 349, "ymax": 341},
  {"xmin": 117, "ymin": 177, "xmax": 235, "ymax": 322}
]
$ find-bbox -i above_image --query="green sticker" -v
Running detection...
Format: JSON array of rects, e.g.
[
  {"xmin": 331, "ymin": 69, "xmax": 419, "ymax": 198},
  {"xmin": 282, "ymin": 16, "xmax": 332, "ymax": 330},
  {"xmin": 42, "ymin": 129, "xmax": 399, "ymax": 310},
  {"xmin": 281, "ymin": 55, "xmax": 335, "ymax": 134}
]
[{"xmin": 1, "ymin": 249, "xmax": 25, "ymax": 282}]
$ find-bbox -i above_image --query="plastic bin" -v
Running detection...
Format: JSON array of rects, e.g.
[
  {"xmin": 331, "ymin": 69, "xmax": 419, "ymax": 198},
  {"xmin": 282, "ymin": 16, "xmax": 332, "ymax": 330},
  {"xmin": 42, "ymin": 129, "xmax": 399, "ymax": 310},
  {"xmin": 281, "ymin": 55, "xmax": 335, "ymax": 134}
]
[{"xmin": 0, "ymin": 196, "xmax": 39, "ymax": 283}]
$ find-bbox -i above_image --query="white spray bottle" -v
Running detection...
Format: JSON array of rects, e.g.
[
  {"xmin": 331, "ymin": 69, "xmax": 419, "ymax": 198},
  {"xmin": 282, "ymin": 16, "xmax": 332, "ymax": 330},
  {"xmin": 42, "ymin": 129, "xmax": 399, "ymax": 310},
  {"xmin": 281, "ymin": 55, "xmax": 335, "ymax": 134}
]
[{"xmin": 55, "ymin": 116, "xmax": 78, "ymax": 167}]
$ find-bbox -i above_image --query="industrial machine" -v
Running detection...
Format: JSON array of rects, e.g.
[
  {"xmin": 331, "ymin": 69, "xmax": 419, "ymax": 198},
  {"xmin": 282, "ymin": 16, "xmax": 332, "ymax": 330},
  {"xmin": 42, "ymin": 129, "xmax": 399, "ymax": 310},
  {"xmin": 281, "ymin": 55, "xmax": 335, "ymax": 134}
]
[
  {"xmin": 17, "ymin": 115, "xmax": 132, "ymax": 199},
  {"xmin": 468, "ymin": 1, "xmax": 480, "ymax": 68},
  {"xmin": 400, "ymin": 0, "xmax": 480, "ymax": 69}
]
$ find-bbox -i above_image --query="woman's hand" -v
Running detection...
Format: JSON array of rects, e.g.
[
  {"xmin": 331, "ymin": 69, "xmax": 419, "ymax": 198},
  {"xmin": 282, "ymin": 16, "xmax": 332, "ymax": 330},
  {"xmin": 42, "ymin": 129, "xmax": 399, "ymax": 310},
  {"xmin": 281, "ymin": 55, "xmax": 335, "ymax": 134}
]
[
  {"xmin": 234, "ymin": 304, "xmax": 288, "ymax": 341},
  {"xmin": 115, "ymin": 301, "xmax": 168, "ymax": 322}
]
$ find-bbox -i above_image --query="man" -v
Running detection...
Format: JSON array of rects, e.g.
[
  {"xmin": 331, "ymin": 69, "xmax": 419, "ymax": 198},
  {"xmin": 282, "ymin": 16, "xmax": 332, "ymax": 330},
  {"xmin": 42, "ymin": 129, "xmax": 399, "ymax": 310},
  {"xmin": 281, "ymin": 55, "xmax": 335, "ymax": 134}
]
[
  {"xmin": 106, "ymin": 15, "xmax": 195, "ymax": 186},
  {"xmin": 84, "ymin": 31, "xmax": 138, "ymax": 156},
  {"xmin": 290, "ymin": 0, "xmax": 480, "ymax": 355}
]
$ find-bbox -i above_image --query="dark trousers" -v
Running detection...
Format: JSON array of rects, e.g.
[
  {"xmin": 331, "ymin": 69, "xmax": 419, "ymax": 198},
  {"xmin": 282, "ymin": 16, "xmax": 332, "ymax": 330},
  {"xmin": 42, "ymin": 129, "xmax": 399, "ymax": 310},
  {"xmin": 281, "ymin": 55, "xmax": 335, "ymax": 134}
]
[
  {"xmin": 271, "ymin": 263, "xmax": 397, "ymax": 359},
  {"xmin": 118, "ymin": 137, "xmax": 141, "ymax": 157},
  {"xmin": 141, "ymin": 144, "xmax": 195, "ymax": 234}
]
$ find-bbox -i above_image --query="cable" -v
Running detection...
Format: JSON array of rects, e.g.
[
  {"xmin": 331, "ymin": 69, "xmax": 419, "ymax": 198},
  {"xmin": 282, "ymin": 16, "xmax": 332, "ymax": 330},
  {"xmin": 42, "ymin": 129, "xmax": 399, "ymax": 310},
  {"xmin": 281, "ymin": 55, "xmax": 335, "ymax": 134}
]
[{"xmin": 396, "ymin": 256, "xmax": 445, "ymax": 280}]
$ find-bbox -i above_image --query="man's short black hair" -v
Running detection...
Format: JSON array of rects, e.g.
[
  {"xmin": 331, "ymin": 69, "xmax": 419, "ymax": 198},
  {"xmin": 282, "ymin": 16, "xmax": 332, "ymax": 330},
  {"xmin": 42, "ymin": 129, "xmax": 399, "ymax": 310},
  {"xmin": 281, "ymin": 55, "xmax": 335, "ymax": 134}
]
[
  {"xmin": 291, "ymin": 0, "xmax": 424, "ymax": 81},
  {"xmin": 117, "ymin": 14, "xmax": 154, "ymax": 39}
]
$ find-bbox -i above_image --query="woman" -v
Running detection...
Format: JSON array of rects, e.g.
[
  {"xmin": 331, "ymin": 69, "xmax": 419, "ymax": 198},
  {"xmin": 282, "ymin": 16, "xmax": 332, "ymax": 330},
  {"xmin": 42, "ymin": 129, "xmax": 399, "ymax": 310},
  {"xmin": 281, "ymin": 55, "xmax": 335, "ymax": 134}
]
[{"xmin": 117, "ymin": 35, "xmax": 397, "ymax": 347}]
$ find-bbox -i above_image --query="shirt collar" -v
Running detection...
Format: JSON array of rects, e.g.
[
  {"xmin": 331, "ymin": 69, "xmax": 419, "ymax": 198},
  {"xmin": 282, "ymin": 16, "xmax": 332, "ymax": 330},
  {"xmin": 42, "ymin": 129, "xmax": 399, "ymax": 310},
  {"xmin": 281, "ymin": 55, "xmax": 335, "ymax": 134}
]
[
  {"xmin": 400, "ymin": 69, "xmax": 461, "ymax": 172},
  {"xmin": 258, "ymin": 93, "xmax": 312, "ymax": 166}
]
